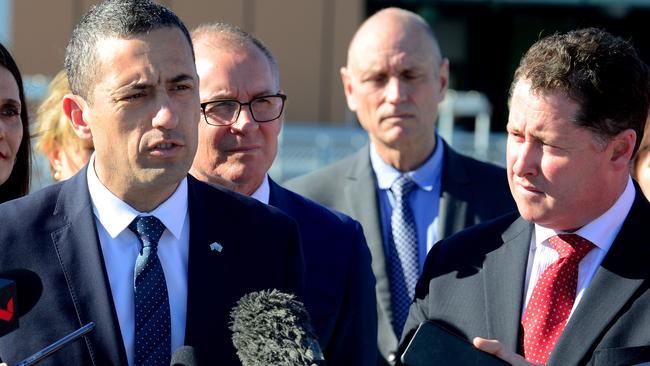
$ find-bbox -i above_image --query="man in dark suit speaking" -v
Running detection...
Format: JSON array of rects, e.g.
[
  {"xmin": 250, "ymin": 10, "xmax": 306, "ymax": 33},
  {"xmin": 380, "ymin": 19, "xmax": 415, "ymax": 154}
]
[
  {"xmin": 401, "ymin": 28, "xmax": 650, "ymax": 366},
  {"xmin": 0, "ymin": 1, "xmax": 303, "ymax": 365},
  {"xmin": 286, "ymin": 7, "xmax": 516, "ymax": 364},
  {"xmin": 188, "ymin": 23, "xmax": 377, "ymax": 365}
]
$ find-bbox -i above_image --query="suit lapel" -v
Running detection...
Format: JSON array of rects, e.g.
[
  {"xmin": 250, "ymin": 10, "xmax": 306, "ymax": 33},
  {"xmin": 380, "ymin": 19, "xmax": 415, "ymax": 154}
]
[
  {"xmin": 344, "ymin": 148, "xmax": 384, "ymax": 257},
  {"xmin": 438, "ymin": 141, "xmax": 471, "ymax": 239},
  {"xmin": 183, "ymin": 176, "xmax": 237, "ymax": 354},
  {"xmin": 268, "ymin": 178, "xmax": 287, "ymax": 209},
  {"xmin": 51, "ymin": 168, "xmax": 127, "ymax": 365},
  {"xmin": 483, "ymin": 217, "xmax": 531, "ymax": 352},
  {"xmin": 549, "ymin": 190, "xmax": 650, "ymax": 365},
  {"xmin": 343, "ymin": 148, "xmax": 384, "ymax": 282},
  {"xmin": 342, "ymin": 148, "xmax": 399, "ymax": 353}
]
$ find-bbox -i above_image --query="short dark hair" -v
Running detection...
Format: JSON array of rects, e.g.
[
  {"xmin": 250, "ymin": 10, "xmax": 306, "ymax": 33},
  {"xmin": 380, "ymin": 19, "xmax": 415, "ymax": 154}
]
[
  {"xmin": 512, "ymin": 28, "xmax": 650, "ymax": 155},
  {"xmin": 191, "ymin": 22, "xmax": 280, "ymax": 89},
  {"xmin": 64, "ymin": 0, "xmax": 194, "ymax": 100},
  {"xmin": 0, "ymin": 42, "xmax": 30, "ymax": 203}
]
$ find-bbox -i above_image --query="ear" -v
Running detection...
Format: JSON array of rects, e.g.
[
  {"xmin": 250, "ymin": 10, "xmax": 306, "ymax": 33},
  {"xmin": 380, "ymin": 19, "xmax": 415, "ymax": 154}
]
[
  {"xmin": 609, "ymin": 128, "xmax": 637, "ymax": 170},
  {"xmin": 62, "ymin": 94, "xmax": 93, "ymax": 141},
  {"xmin": 45, "ymin": 148, "xmax": 62, "ymax": 168},
  {"xmin": 340, "ymin": 66, "xmax": 357, "ymax": 112},
  {"xmin": 438, "ymin": 58, "xmax": 450, "ymax": 95}
]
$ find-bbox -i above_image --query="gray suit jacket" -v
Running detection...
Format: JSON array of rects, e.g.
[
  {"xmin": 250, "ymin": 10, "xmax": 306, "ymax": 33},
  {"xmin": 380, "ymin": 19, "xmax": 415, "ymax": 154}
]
[
  {"xmin": 402, "ymin": 186, "xmax": 650, "ymax": 365},
  {"xmin": 286, "ymin": 141, "xmax": 516, "ymax": 364}
]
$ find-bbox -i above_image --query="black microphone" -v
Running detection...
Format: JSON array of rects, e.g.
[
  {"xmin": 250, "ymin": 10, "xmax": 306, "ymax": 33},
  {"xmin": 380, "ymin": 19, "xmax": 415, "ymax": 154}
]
[
  {"xmin": 0, "ymin": 279, "xmax": 18, "ymax": 337},
  {"xmin": 171, "ymin": 345, "xmax": 197, "ymax": 366},
  {"xmin": 0, "ymin": 269, "xmax": 43, "ymax": 337},
  {"xmin": 230, "ymin": 289, "xmax": 325, "ymax": 366},
  {"xmin": 0, "ymin": 270, "xmax": 94, "ymax": 365}
]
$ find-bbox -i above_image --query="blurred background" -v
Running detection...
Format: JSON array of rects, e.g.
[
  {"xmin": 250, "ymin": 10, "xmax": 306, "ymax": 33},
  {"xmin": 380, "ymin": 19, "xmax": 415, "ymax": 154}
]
[{"xmin": 2, "ymin": 0, "xmax": 649, "ymax": 189}]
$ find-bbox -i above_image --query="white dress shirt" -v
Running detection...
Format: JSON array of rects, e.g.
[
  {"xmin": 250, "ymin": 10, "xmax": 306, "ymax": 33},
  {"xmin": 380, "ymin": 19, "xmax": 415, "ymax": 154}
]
[
  {"xmin": 87, "ymin": 154, "xmax": 190, "ymax": 365},
  {"xmin": 250, "ymin": 175, "xmax": 270, "ymax": 204},
  {"xmin": 522, "ymin": 176, "xmax": 636, "ymax": 319}
]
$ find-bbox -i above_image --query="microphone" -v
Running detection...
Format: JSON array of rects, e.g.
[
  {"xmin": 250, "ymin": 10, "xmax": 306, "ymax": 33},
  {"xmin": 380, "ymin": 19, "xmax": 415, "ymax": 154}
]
[
  {"xmin": 14, "ymin": 322, "xmax": 95, "ymax": 366},
  {"xmin": 230, "ymin": 289, "xmax": 325, "ymax": 366},
  {"xmin": 0, "ymin": 269, "xmax": 43, "ymax": 337},
  {"xmin": 0, "ymin": 269, "xmax": 93, "ymax": 365},
  {"xmin": 170, "ymin": 345, "xmax": 197, "ymax": 366},
  {"xmin": 0, "ymin": 279, "xmax": 18, "ymax": 337}
]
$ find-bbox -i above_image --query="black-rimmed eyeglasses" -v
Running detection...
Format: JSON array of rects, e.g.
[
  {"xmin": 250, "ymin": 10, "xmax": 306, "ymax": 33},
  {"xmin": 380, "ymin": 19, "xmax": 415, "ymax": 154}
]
[{"xmin": 200, "ymin": 93, "xmax": 287, "ymax": 126}]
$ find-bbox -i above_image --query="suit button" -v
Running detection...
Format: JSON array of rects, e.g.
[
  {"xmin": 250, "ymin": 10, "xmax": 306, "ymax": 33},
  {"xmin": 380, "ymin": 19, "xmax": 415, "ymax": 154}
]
[{"xmin": 388, "ymin": 351, "xmax": 397, "ymax": 364}]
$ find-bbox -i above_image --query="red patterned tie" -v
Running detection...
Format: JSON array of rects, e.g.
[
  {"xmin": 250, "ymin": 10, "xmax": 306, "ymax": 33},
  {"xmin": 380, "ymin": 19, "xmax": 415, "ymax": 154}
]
[{"xmin": 522, "ymin": 234, "xmax": 594, "ymax": 364}]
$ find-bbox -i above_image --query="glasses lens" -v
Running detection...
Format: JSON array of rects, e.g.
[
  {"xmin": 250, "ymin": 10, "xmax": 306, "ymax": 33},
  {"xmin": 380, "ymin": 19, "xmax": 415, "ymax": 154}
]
[
  {"xmin": 251, "ymin": 96, "xmax": 284, "ymax": 122},
  {"xmin": 204, "ymin": 100, "xmax": 240, "ymax": 125}
]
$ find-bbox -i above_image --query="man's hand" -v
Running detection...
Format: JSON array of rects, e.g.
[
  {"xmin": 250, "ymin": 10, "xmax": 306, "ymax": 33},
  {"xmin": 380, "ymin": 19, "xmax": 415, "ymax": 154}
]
[{"xmin": 473, "ymin": 337, "xmax": 536, "ymax": 366}]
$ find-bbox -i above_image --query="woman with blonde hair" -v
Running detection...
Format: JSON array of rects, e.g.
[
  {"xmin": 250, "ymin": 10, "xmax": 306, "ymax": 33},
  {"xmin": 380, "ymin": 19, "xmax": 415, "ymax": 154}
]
[{"xmin": 35, "ymin": 69, "xmax": 93, "ymax": 181}]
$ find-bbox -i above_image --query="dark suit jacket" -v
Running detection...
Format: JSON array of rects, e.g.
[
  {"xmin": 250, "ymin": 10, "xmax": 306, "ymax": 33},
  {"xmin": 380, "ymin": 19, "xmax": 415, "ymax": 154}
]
[
  {"xmin": 286, "ymin": 140, "xmax": 516, "ymax": 364},
  {"xmin": 0, "ymin": 169, "xmax": 304, "ymax": 365},
  {"xmin": 269, "ymin": 179, "xmax": 377, "ymax": 366},
  {"xmin": 402, "ymin": 185, "xmax": 650, "ymax": 366}
]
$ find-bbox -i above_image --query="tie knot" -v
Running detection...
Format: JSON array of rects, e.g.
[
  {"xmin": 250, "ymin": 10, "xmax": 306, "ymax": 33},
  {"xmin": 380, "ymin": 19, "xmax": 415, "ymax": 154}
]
[
  {"xmin": 549, "ymin": 234, "xmax": 594, "ymax": 261},
  {"xmin": 392, "ymin": 175, "xmax": 417, "ymax": 199},
  {"xmin": 129, "ymin": 215, "xmax": 165, "ymax": 249}
]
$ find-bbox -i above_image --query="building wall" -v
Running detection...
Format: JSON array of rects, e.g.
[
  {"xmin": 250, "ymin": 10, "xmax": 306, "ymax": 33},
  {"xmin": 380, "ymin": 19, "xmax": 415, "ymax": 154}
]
[{"xmin": 8, "ymin": 0, "xmax": 363, "ymax": 124}]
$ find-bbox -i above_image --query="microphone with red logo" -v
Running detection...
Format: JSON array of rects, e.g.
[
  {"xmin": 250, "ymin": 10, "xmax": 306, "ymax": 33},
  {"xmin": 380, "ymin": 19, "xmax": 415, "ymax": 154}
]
[
  {"xmin": 0, "ymin": 269, "xmax": 43, "ymax": 338},
  {"xmin": 0, "ymin": 269, "xmax": 95, "ymax": 365},
  {"xmin": 0, "ymin": 278, "xmax": 18, "ymax": 337}
]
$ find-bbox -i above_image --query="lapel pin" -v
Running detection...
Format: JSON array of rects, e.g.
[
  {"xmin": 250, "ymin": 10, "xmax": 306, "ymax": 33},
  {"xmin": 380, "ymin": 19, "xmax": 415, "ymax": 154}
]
[{"xmin": 210, "ymin": 242, "xmax": 223, "ymax": 253}]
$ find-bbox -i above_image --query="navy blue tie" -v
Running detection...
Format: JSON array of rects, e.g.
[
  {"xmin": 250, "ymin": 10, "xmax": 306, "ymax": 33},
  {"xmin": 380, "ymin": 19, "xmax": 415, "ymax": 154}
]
[
  {"xmin": 387, "ymin": 175, "xmax": 419, "ymax": 338},
  {"xmin": 129, "ymin": 215, "xmax": 171, "ymax": 366}
]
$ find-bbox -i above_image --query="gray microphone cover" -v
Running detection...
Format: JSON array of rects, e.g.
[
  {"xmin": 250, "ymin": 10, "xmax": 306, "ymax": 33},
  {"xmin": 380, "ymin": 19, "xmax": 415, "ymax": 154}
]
[
  {"xmin": 230, "ymin": 289, "xmax": 324, "ymax": 366},
  {"xmin": 170, "ymin": 345, "xmax": 197, "ymax": 366}
]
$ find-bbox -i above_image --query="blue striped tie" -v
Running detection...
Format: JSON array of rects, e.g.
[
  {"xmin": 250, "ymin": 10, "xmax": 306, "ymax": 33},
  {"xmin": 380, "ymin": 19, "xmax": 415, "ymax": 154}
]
[
  {"xmin": 129, "ymin": 215, "xmax": 171, "ymax": 366},
  {"xmin": 387, "ymin": 175, "xmax": 419, "ymax": 338}
]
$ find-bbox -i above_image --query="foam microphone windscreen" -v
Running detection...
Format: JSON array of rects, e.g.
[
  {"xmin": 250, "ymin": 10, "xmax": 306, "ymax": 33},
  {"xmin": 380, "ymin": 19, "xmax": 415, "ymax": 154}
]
[
  {"xmin": 230, "ymin": 289, "xmax": 325, "ymax": 366},
  {"xmin": 170, "ymin": 345, "xmax": 197, "ymax": 366}
]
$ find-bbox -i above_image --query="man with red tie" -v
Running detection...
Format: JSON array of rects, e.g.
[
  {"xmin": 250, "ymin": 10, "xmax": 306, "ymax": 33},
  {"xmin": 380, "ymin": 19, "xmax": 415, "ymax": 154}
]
[{"xmin": 400, "ymin": 28, "xmax": 650, "ymax": 365}]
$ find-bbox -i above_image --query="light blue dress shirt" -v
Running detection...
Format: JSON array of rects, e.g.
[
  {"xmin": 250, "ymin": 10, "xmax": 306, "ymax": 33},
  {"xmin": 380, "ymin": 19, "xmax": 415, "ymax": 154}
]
[
  {"xmin": 87, "ymin": 154, "xmax": 190, "ymax": 366},
  {"xmin": 370, "ymin": 135, "xmax": 444, "ymax": 272}
]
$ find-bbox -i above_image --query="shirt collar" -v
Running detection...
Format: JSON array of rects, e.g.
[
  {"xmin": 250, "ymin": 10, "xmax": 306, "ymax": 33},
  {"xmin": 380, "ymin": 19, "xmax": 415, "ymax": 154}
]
[
  {"xmin": 87, "ymin": 153, "xmax": 189, "ymax": 240},
  {"xmin": 534, "ymin": 176, "xmax": 636, "ymax": 251},
  {"xmin": 370, "ymin": 134, "xmax": 444, "ymax": 191},
  {"xmin": 250, "ymin": 175, "xmax": 270, "ymax": 204}
]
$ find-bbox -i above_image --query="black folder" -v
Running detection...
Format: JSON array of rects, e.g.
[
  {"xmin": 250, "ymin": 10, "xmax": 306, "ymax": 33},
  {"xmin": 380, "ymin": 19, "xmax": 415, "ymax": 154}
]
[{"xmin": 401, "ymin": 321, "xmax": 509, "ymax": 366}]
